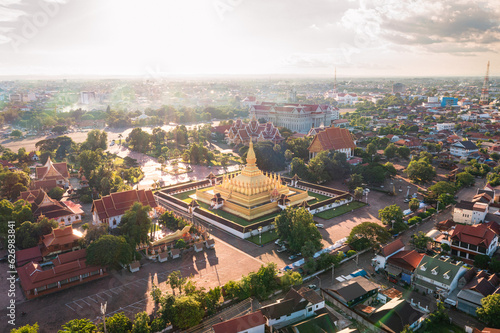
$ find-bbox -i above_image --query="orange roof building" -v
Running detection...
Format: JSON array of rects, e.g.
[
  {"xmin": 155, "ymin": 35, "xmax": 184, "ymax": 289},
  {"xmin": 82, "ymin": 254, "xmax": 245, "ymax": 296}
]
[
  {"xmin": 91, "ymin": 189, "xmax": 157, "ymax": 228},
  {"xmin": 34, "ymin": 157, "xmax": 69, "ymax": 188},
  {"xmin": 40, "ymin": 225, "xmax": 83, "ymax": 257},
  {"xmin": 17, "ymin": 248, "xmax": 107, "ymax": 300},
  {"xmin": 19, "ymin": 189, "xmax": 84, "ymax": 226},
  {"xmin": 308, "ymin": 126, "xmax": 356, "ymax": 159}
]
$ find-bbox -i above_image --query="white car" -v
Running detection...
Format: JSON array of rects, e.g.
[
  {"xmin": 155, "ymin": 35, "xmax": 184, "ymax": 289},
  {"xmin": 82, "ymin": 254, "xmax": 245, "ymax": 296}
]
[
  {"xmin": 277, "ymin": 246, "xmax": 287, "ymax": 253},
  {"xmin": 315, "ymin": 224, "xmax": 324, "ymax": 228},
  {"xmin": 110, "ymin": 141, "xmax": 115, "ymax": 146}
]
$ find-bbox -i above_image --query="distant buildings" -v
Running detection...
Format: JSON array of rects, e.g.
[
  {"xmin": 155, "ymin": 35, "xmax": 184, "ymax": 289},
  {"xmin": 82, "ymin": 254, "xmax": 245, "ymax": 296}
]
[
  {"xmin": 450, "ymin": 140, "xmax": 479, "ymax": 158},
  {"xmin": 392, "ymin": 83, "xmax": 405, "ymax": 94},
  {"xmin": 249, "ymin": 102, "xmax": 339, "ymax": 133},
  {"xmin": 91, "ymin": 189, "xmax": 157, "ymax": 228},
  {"xmin": 435, "ymin": 123, "xmax": 455, "ymax": 131},
  {"xmin": 308, "ymin": 126, "xmax": 356, "ymax": 159},
  {"xmin": 80, "ymin": 91, "xmax": 96, "ymax": 104},
  {"xmin": 225, "ymin": 118, "xmax": 283, "ymax": 146}
]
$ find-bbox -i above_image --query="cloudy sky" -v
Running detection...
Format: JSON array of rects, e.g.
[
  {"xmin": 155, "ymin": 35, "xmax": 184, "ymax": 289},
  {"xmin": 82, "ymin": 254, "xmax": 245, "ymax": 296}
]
[{"xmin": 0, "ymin": 0, "xmax": 498, "ymax": 77}]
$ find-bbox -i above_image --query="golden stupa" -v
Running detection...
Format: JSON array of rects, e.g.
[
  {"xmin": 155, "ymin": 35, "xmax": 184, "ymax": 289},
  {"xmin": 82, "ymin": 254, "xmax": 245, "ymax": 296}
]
[{"xmin": 194, "ymin": 141, "xmax": 310, "ymax": 220}]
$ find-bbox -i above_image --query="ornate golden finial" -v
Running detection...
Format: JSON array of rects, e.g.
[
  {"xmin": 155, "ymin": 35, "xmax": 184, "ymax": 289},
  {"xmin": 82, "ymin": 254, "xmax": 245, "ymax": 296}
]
[{"xmin": 246, "ymin": 141, "xmax": 257, "ymax": 165}]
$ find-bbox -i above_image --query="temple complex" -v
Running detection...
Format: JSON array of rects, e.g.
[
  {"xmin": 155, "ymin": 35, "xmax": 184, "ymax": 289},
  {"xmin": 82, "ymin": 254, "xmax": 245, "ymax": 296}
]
[{"xmin": 194, "ymin": 141, "xmax": 310, "ymax": 219}]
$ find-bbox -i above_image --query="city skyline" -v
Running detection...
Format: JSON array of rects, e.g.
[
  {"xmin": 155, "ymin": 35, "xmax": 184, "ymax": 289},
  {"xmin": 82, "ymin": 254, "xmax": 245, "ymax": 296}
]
[{"xmin": 0, "ymin": 0, "xmax": 498, "ymax": 78}]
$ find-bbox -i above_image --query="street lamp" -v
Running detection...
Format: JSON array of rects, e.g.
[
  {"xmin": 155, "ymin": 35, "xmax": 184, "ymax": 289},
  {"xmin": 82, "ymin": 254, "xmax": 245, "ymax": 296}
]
[
  {"xmin": 101, "ymin": 302, "xmax": 107, "ymax": 333},
  {"xmin": 391, "ymin": 219, "xmax": 395, "ymax": 230},
  {"xmin": 258, "ymin": 226, "xmax": 263, "ymax": 245}
]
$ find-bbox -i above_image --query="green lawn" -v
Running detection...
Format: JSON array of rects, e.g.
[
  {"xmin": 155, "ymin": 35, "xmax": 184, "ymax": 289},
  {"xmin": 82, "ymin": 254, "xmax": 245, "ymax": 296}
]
[
  {"xmin": 306, "ymin": 191, "xmax": 331, "ymax": 203},
  {"xmin": 417, "ymin": 322, "xmax": 464, "ymax": 333},
  {"xmin": 247, "ymin": 229, "xmax": 279, "ymax": 245},
  {"xmin": 315, "ymin": 201, "xmax": 367, "ymax": 220}
]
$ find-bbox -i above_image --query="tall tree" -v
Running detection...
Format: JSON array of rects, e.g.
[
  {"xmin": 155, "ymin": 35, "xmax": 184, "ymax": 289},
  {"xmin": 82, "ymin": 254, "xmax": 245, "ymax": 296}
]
[
  {"xmin": 273, "ymin": 207, "xmax": 322, "ymax": 254},
  {"xmin": 86, "ymin": 235, "xmax": 133, "ymax": 269},
  {"xmin": 170, "ymin": 296, "xmax": 205, "ymax": 329},
  {"xmin": 347, "ymin": 222, "xmax": 391, "ymax": 250},
  {"xmin": 477, "ymin": 294, "xmax": 500, "ymax": 328},
  {"xmin": 119, "ymin": 202, "xmax": 152, "ymax": 246}
]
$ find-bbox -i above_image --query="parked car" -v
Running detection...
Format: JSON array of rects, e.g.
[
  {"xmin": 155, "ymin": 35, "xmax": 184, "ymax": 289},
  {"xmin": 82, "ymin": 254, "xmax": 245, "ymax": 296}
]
[
  {"xmin": 288, "ymin": 253, "xmax": 301, "ymax": 261},
  {"xmin": 275, "ymin": 239, "xmax": 282, "ymax": 245},
  {"xmin": 277, "ymin": 246, "xmax": 287, "ymax": 253},
  {"xmin": 308, "ymin": 284, "xmax": 317, "ymax": 290},
  {"xmin": 315, "ymin": 223, "xmax": 324, "ymax": 228}
]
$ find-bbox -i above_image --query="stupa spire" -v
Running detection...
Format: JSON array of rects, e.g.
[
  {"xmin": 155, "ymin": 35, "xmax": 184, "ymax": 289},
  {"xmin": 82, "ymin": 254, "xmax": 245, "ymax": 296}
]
[{"xmin": 246, "ymin": 141, "xmax": 257, "ymax": 165}]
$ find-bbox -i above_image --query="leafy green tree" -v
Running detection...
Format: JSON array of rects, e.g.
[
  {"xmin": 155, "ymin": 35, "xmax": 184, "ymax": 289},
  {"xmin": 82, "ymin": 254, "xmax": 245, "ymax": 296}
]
[
  {"xmin": 456, "ymin": 171, "xmax": 475, "ymax": 187},
  {"xmin": 307, "ymin": 155, "xmax": 327, "ymax": 183},
  {"xmin": 2, "ymin": 170, "xmax": 30, "ymax": 200},
  {"xmin": 354, "ymin": 187, "xmax": 364, "ymax": 200},
  {"xmin": 273, "ymin": 207, "xmax": 322, "ymax": 254},
  {"xmin": 477, "ymin": 294, "xmax": 500, "ymax": 328},
  {"xmin": 99, "ymin": 312, "xmax": 132, "ymax": 333},
  {"xmin": 78, "ymin": 150, "xmax": 103, "ymax": 179},
  {"xmin": 170, "ymin": 296, "xmax": 204, "ymax": 329},
  {"xmin": 428, "ymin": 181, "xmax": 456, "ymax": 200},
  {"xmin": 204, "ymin": 287, "xmax": 222, "ymax": 315},
  {"xmin": 290, "ymin": 157, "xmax": 310, "ymax": 180},
  {"xmin": 175, "ymin": 238, "xmax": 186, "ymax": 249},
  {"xmin": 347, "ymin": 173, "xmax": 364, "ymax": 191},
  {"xmin": 48, "ymin": 187, "xmax": 65, "ymax": 201},
  {"xmin": 406, "ymin": 159, "xmax": 436, "ymax": 183},
  {"xmin": 247, "ymin": 263, "xmax": 279, "ymax": 300},
  {"xmin": 16, "ymin": 221, "xmax": 38, "ymax": 249},
  {"xmin": 10, "ymin": 129, "xmax": 22, "ymax": 137},
  {"xmin": 83, "ymin": 224, "xmax": 108, "ymax": 246},
  {"xmin": 348, "ymin": 222, "xmax": 391, "ymax": 250},
  {"xmin": 58, "ymin": 319, "xmax": 97, "ymax": 333},
  {"xmin": 475, "ymin": 254, "xmax": 491, "ymax": 269},
  {"xmin": 280, "ymin": 271, "xmax": 303, "ymax": 291},
  {"xmin": 409, "ymin": 198, "xmax": 420, "ymax": 213},
  {"xmin": 81, "ymin": 129, "xmax": 108, "ymax": 151},
  {"xmin": 397, "ymin": 146, "xmax": 410, "ymax": 159},
  {"xmin": 119, "ymin": 202, "xmax": 152, "ymax": 246},
  {"xmin": 157, "ymin": 293, "xmax": 175, "ymax": 326},
  {"xmin": 86, "ymin": 235, "xmax": 133, "ymax": 269},
  {"xmin": 410, "ymin": 231, "xmax": 431, "ymax": 251},
  {"xmin": 384, "ymin": 143, "xmax": 397, "ymax": 159},
  {"xmin": 438, "ymin": 193, "xmax": 456, "ymax": 207},
  {"xmin": 168, "ymin": 270, "xmax": 187, "ymax": 295},
  {"xmin": 378, "ymin": 204, "xmax": 403, "ymax": 225},
  {"xmin": 132, "ymin": 312, "xmax": 151, "ymax": 333},
  {"xmin": 366, "ymin": 142, "xmax": 377, "ymax": 156},
  {"xmin": 490, "ymin": 258, "xmax": 500, "ymax": 273},
  {"xmin": 10, "ymin": 323, "xmax": 39, "ymax": 333},
  {"xmin": 284, "ymin": 149, "xmax": 294, "ymax": 161}
]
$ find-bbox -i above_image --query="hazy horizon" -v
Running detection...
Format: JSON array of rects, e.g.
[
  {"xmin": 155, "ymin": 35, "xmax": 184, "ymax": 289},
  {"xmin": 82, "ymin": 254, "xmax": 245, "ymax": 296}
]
[{"xmin": 0, "ymin": 0, "xmax": 498, "ymax": 78}]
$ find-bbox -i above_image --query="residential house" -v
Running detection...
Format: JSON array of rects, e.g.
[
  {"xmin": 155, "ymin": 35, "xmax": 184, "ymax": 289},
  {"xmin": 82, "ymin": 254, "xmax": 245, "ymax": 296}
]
[
  {"xmin": 259, "ymin": 286, "xmax": 325, "ymax": 329},
  {"xmin": 385, "ymin": 250, "xmax": 424, "ymax": 285},
  {"xmin": 308, "ymin": 126, "xmax": 356, "ymax": 159},
  {"xmin": 91, "ymin": 189, "xmax": 157, "ymax": 228},
  {"xmin": 205, "ymin": 238, "xmax": 215, "ymax": 249},
  {"xmin": 435, "ymin": 123, "xmax": 455, "ymax": 131},
  {"xmin": 453, "ymin": 200, "xmax": 488, "ymax": 225},
  {"xmin": 368, "ymin": 298, "xmax": 427, "ymax": 332},
  {"xmin": 413, "ymin": 255, "xmax": 467, "ymax": 298},
  {"xmin": 372, "ymin": 239, "xmax": 405, "ymax": 271},
  {"xmin": 212, "ymin": 310, "xmax": 266, "ymax": 333},
  {"xmin": 40, "ymin": 225, "xmax": 83, "ymax": 257},
  {"xmin": 449, "ymin": 222, "xmax": 499, "ymax": 261},
  {"xmin": 450, "ymin": 141, "xmax": 479, "ymax": 158},
  {"xmin": 19, "ymin": 189, "xmax": 83, "ymax": 226},
  {"xmin": 17, "ymin": 249, "xmax": 107, "ymax": 300},
  {"xmin": 34, "ymin": 157, "xmax": 69, "ymax": 188},
  {"xmin": 457, "ymin": 269, "xmax": 500, "ymax": 316},
  {"xmin": 284, "ymin": 312, "xmax": 337, "ymax": 333},
  {"xmin": 327, "ymin": 276, "xmax": 380, "ymax": 307}
]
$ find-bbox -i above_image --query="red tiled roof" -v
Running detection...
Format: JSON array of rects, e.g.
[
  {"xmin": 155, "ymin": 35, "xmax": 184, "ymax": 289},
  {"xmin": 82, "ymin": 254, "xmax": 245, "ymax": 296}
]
[
  {"xmin": 16, "ymin": 246, "xmax": 43, "ymax": 266},
  {"xmin": 451, "ymin": 223, "xmax": 498, "ymax": 248},
  {"xmin": 17, "ymin": 249, "xmax": 104, "ymax": 292},
  {"xmin": 91, "ymin": 189, "xmax": 157, "ymax": 221},
  {"xmin": 35, "ymin": 157, "xmax": 69, "ymax": 180},
  {"xmin": 42, "ymin": 225, "xmax": 82, "ymax": 248},
  {"xmin": 387, "ymin": 250, "xmax": 424, "ymax": 272},
  {"xmin": 308, "ymin": 126, "xmax": 356, "ymax": 153},
  {"xmin": 31, "ymin": 179, "xmax": 59, "ymax": 191},
  {"xmin": 380, "ymin": 239, "xmax": 405, "ymax": 257},
  {"xmin": 212, "ymin": 310, "xmax": 266, "ymax": 333}
]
